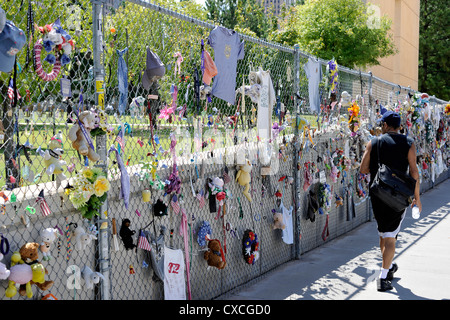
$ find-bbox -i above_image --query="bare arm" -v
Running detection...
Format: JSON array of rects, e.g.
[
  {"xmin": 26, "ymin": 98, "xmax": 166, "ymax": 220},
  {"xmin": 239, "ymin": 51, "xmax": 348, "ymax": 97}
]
[
  {"xmin": 359, "ymin": 140, "xmax": 372, "ymax": 175},
  {"xmin": 408, "ymin": 143, "xmax": 421, "ymax": 211}
]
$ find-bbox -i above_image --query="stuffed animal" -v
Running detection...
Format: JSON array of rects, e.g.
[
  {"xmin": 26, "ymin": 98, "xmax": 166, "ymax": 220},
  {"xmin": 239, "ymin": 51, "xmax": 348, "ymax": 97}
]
[
  {"xmin": 129, "ymin": 96, "xmax": 145, "ymax": 118},
  {"xmin": 81, "ymin": 265, "xmax": 105, "ymax": 289},
  {"xmin": 204, "ymin": 239, "xmax": 226, "ymax": 269},
  {"xmin": 67, "ymin": 110, "xmax": 100, "ymax": 162},
  {"xmin": 0, "ymin": 252, "xmax": 10, "ymax": 280},
  {"xmin": 39, "ymin": 227, "xmax": 59, "ymax": 261},
  {"xmin": 119, "ymin": 218, "xmax": 136, "ymax": 250},
  {"xmin": 235, "ymin": 159, "xmax": 252, "ymax": 202},
  {"xmin": 272, "ymin": 211, "xmax": 286, "ymax": 230},
  {"xmin": 37, "ymin": 135, "xmax": 67, "ymax": 187},
  {"xmin": 73, "ymin": 224, "xmax": 97, "ymax": 251},
  {"xmin": 5, "ymin": 243, "xmax": 53, "ymax": 298}
]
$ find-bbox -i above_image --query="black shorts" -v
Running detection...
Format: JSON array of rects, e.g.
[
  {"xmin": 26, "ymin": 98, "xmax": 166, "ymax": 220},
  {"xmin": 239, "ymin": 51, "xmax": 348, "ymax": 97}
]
[{"xmin": 370, "ymin": 195, "xmax": 406, "ymax": 234}]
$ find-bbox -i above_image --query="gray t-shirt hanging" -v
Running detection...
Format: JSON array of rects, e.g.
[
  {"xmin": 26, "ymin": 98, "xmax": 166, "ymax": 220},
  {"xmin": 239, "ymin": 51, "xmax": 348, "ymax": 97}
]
[{"xmin": 208, "ymin": 26, "xmax": 245, "ymax": 105}]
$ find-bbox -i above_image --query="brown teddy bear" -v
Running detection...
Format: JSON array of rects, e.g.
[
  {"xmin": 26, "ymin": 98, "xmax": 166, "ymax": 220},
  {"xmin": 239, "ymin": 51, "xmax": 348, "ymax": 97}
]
[
  {"xmin": 18, "ymin": 242, "xmax": 54, "ymax": 296},
  {"xmin": 204, "ymin": 239, "xmax": 226, "ymax": 269},
  {"xmin": 68, "ymin": 110, "xmax": 100, "ymax": 162}
]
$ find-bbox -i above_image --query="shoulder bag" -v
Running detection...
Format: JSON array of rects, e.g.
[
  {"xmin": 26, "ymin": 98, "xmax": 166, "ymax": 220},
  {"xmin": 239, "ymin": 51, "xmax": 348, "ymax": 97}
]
[{"xmin": 369, "ymin": 136, "xmax": 416, "ymax": 212}]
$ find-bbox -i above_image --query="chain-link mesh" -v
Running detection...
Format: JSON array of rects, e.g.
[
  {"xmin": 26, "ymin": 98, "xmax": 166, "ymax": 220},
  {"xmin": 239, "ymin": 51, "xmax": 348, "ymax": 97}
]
[{"xmin": 0, "ymin": 0, "xmax": 448, "ymax": 301}]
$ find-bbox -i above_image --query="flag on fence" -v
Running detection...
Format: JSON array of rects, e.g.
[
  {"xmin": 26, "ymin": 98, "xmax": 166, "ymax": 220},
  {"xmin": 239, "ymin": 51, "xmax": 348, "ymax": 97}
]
[
  {"xmin": 36, "ymin": 189, "xmax": 51, "ymax": 216},
  {"xmin": 116, "ymin": 128, "xmax": 125, "ymax": 151},
  {"xmin": 8, "ymin": 79, "xmax": 21, "ymax": 101},
  {"xmin": 171, "ymin": 196, "xmax": 181, "ymax": 214},
  {"xmin": 196, "ymin": 191, "xmax": 206, "ymax": 208},
  {"xmin": 138, "ymin": 230, "xmax": 152, "ymax": 251}
]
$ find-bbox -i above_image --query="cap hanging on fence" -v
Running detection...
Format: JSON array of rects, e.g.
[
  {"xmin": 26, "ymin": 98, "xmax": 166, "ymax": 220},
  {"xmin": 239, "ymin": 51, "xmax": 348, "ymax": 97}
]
[
  {"xmin": 0, "ymin": 20, "xmax": 26, "ymax": 73},
  {"xmin": 142, "ymin": 47, "xmax": 165, "ymax": 90}
]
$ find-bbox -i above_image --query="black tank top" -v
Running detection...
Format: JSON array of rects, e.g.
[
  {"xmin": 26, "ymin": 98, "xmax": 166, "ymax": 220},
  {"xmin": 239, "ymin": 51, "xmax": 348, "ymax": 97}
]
[{"xmin": 369, "ymin": 133, "xmax": 414, "ymax": 186}]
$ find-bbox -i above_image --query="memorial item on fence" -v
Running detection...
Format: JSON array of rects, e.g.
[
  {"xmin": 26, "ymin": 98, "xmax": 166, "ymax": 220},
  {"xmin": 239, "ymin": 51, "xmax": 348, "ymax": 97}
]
[
  {"xmin": 242, "ymin": 229, "xmax": 259, "ymax": 265},
  {"xmin": 34, "ymin": 19, "xmax": 74, "ymax": 81},
  {"xmin": 67, "ymin": 166, "xmax": 109, "ymax": 219}
]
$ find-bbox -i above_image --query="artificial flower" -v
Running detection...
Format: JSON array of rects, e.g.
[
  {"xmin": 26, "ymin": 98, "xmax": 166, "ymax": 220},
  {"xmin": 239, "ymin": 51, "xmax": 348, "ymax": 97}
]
[
  {"xmin": 82, "ymin": 167, "xmax": 94, "ymax": 180},
  {"xmin": 93, "ymin": 176, "xmax": 110, "ymax": 197},
  {"xmin": 44, "ymin": 53, "xmax": 56, "ymax": 64},
  {"xmin": 43, "ymin": 40, "xmax": 54, "ymax": 52},
  {"xmin": 61, "ymin": 53, "xmax": 71, "ymax": 66}
]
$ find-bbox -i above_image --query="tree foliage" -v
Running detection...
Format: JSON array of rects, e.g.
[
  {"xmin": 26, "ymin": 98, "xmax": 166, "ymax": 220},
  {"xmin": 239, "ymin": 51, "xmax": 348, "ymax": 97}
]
[
  {"xmin": 270, "ymin": 0, "xmax": 397, "ymax": 69},
  {"xmin": 418, "ymin": 0, "xmax": 450, "ymax": 101}
]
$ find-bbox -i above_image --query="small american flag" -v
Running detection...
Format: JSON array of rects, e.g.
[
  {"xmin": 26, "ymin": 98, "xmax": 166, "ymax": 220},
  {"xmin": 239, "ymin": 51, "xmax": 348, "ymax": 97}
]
[
  {"xmin": 171, "ymin": 197, "xmax": 180, "ymax": 214},
  {"xmin": 8, "ymin": 79, "xmax": 21, "ymax": 101},
  {"xmin": 115, "ymin": 129, "xmax": 125, "ymax": 150},
  {"xmin": 36, "ymin": 189, "xmax": 51, "ymax": 216},
  {"xmin": 196, "ymin": 192, "xmax": 206, "ymax": 208},
  {"xmin": 137, "ymin": 230, "xmax": 152, "ymax": 251}
]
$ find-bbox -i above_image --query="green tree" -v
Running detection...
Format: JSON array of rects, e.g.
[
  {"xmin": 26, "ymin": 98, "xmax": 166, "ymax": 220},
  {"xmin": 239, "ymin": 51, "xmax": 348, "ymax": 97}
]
[
  {"xmin": 205, "ymin": 0, "xmax": 238, "ymax": 29},
  {"xmin": 418, "ymin": 0, "xmax": 450, "ymax": 101},
  {"xmin": 270, "ymin": 0, "xmax": 397, "ymax": 69},
  {"xmin": 235, "ymin": 0, "xmax": 274, "ymax": 39}
]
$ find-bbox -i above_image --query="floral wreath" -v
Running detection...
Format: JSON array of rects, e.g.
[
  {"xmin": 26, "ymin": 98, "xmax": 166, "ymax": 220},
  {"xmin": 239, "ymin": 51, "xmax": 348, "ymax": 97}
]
[
  {"xmin": 34, "ymin": 19, "xmax": 74, "ymax": 82},
  {"xmin": 242, "ymin": 229, "xmax": 259, "ymax": 265}
]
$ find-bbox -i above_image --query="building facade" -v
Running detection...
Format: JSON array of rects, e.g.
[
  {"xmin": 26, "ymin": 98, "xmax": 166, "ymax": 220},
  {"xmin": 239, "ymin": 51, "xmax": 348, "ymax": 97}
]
[{"xmin": 364, "ymin": 0, "xmax": 420, "ymax": 90}]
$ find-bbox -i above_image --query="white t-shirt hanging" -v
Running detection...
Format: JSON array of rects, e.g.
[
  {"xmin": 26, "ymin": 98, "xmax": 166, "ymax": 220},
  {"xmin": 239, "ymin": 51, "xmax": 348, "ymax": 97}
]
[
  {"xmin": 164, "ymin": 246, "xmax": 186, "ymax": 300},
  {"xmin": 256, "ymin": 67, "xmax": 276, "ymax": 142},
  {"xmin": 304, "ymin": 57, "xmax": 322, "ymax": 114},
  {"xmin": 280, "ymin": 202, "xmax": 294, "ymax": 245}
]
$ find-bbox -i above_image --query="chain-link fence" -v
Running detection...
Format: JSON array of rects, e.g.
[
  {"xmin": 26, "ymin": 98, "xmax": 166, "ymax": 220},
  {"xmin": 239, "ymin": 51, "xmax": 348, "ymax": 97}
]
[{"xmin": 0, "ymin": 0, "xmax": 448, "ymax": 300}]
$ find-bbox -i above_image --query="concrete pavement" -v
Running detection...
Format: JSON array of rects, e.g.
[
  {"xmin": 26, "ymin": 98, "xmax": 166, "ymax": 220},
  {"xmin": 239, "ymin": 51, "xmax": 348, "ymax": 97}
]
[{"xmin": 221, "ymin": 178, "xmax": 450, "ymax": 300}]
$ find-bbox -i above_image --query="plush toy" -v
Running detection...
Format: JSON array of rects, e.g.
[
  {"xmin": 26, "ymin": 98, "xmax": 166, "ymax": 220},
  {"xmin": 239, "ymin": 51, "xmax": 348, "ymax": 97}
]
[
  {"xmin": 129, "ymin": 96, "xmax": 145, "ymax": 118},
  {"xmin": 73, "ymin": 224, "xmax": 97, "ymax": 251},
  {"xmin": 5, "ymin": 243, "xmax": 53, "ymax": 298},
  {"xmin": 119, "ymin": 218, "xmax": 136, "ymax": 250},
  {"xmin": 81, "ymin": 265, "xmax": 105, "ymax": 289},
  {"xmin": 37, "ymin": 135, "xmax": 67, "ymax": 187},
  {"xmin": 39, "ymin": 227, "xmax": 59, "ymax": 261},
  {"xmin": 0, "ymin": 252, "xmax": 10, "ymax": 280},
  {"xmin": 68, "ymin": 110, "xmax": 100, "ymax": 162},
  {"xmin": 204, "ymin": 239, "xmax": 226, "ymax": 269},
  {"xmin": 235, "ymin": 159, "xmax": 252, "ymax": 202},
  {"xmin": 272, "ymin": 211, "xmax": 286, "ymax": 230}
]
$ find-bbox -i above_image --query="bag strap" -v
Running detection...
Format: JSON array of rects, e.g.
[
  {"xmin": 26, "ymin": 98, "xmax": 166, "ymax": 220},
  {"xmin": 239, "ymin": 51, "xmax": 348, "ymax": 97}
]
[{"xmin": 377, "ymin": 136, "xmax": 381, "ymax": 167}]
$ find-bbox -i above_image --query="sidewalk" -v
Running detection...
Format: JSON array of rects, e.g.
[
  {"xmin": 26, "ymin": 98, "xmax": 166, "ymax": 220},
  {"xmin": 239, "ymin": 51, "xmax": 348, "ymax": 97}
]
[{"xmin": 221, "ymin": 178, "xmax": 450, "ymax": 300}]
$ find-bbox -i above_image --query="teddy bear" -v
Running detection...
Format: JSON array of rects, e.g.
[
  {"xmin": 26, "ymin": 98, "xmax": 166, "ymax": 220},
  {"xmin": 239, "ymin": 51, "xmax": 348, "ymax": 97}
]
[
  {"xmin": 67, "ymin": 110, "xmax": 100, "ymax": 162},
  {"xmin": 204, "ymin": 239, "xmax": 226, "ymax": 269},
  {"xmin": 37, "ymin": 134, "xmax": 67, "ymax": 187},
  {"xmin": 235, "ymin": 159, "xmax": 252, "ymax": 202},
  {"xmin": 73, "ymin": 224, "xmax": 97, "ymax": 251},
  {"xmin": 0, "ymin": 252, "xmax": 10, "ymax": 280},
  {"xmin": 272, "ymin": 211, "xmax": 286, "ymax": 230},
  {"xmin": 129, "ymin": 96, "xmax": 145, "ymax": 119},
  {"xmin": 39, "ymin": 227, "xmax": 59, "ymax": 261},
  {"xmin": 5, "ymin": 243, "xmax": 54, "ymax": 298}
]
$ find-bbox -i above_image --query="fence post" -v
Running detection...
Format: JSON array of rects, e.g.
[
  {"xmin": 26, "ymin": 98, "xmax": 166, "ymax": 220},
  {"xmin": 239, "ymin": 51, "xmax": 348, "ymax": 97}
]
[
  {"xmin": 92, "ymin": 0, "xmax": 110, "ymax": 300},
  {"xmin": 367, "ymin": 71, "xmax": 374, "ymax": 222},
  {"xmin": 293, "ymin": 44, "xmax": 302, "ymax": 259}
]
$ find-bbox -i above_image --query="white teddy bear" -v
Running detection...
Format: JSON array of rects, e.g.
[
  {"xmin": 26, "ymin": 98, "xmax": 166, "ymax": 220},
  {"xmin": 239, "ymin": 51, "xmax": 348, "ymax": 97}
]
[
  {"xmin": 39, "ymin": 227, "xmax": 59, "ymax": 261},
  {"xmin": 73, "ymin": 225, "xmax": 97, "ymax": 251},
  {"xmin": 0, "ymin": 252, "xmax": 10, "ymax": 280}
]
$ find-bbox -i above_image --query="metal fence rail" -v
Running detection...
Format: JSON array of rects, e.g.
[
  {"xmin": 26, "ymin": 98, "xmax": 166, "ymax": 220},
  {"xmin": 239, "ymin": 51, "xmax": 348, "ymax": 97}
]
[{"xmin": 0, "ymin": 0, "xmax": 448, "ymax": 300}]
